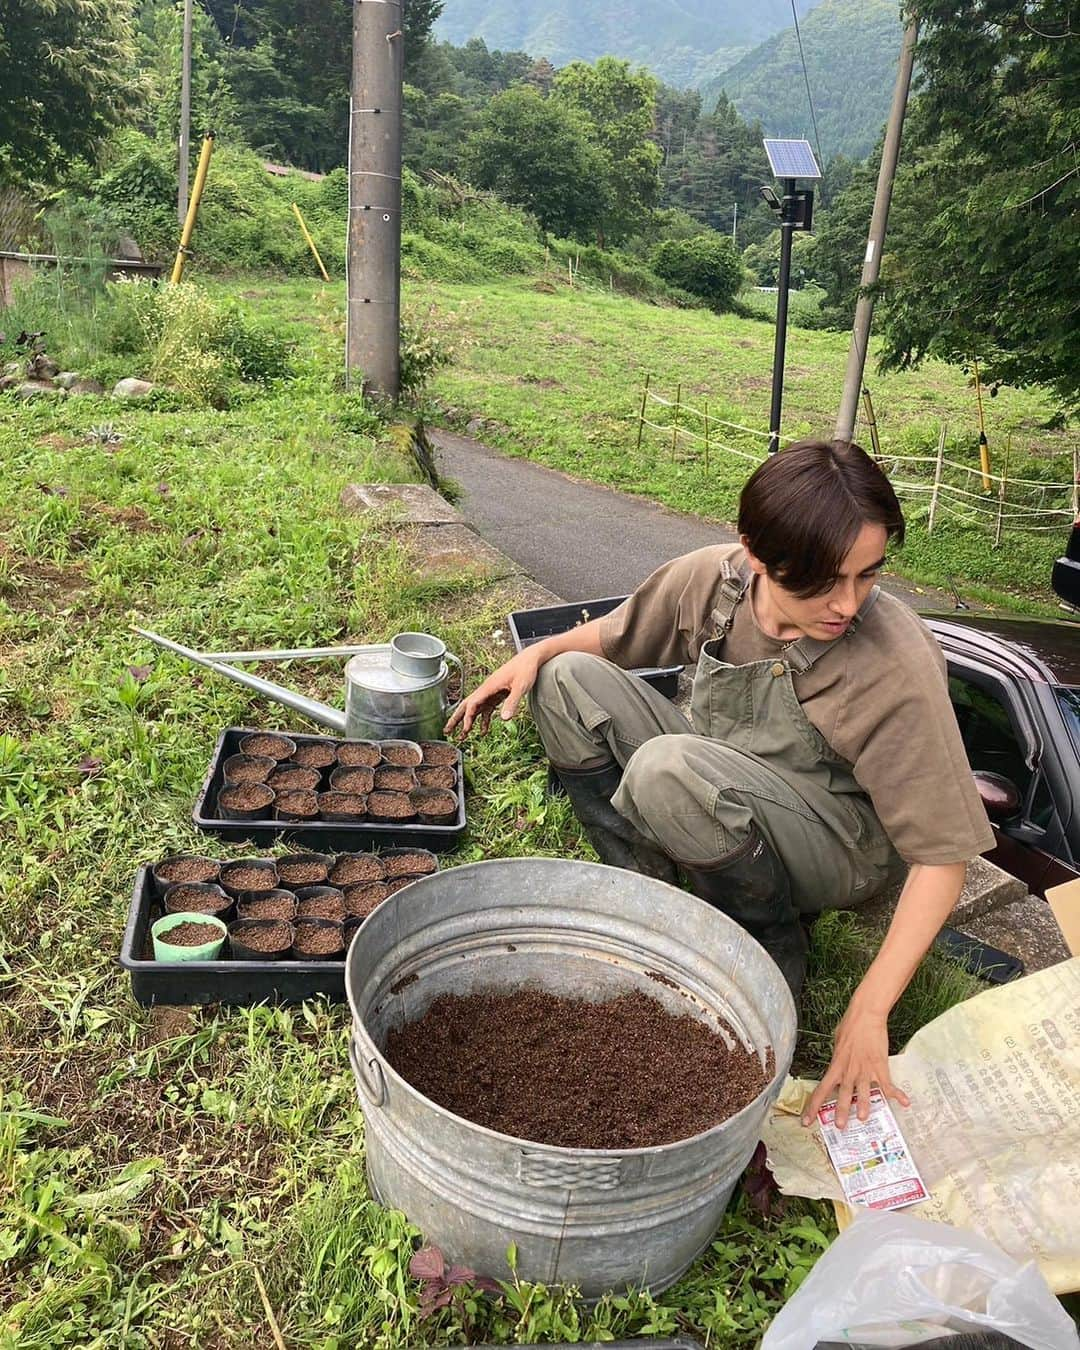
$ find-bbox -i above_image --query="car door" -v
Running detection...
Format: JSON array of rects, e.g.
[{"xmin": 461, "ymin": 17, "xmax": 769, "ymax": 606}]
[{"xmin": 944, "ymin": 659, "xmax": 1080, "ymax": 895}]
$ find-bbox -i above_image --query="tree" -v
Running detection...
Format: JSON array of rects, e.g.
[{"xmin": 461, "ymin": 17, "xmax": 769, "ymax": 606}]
[
  {"xmin": 873, "ymin": 1, "xmax": 1080, "ymax": 406},
  {"xmin": 651, "ymin": 234, "xmax": 744, "ymax": 310},
  {"xmin": 463, "ymin": 86, "xmax": 607, "ymax": 239},
  {"xmin": 553, "ymin": 57, "xmax": 662, "ymax": 245},
  {"xmin": 0, "ymin": 0, "xmax": 138, "ymax": 186}
]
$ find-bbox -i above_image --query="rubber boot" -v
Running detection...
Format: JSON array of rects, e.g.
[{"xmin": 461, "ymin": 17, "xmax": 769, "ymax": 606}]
[
  {"xmin": 681, "ymin": 824, "xmax": 808, "ymax": 999},
  {"xmin": 555, "ymin": 760, "xmax": 679, "ymax": 885}
]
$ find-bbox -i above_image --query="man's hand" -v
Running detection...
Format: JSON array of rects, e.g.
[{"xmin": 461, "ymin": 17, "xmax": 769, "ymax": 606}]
[
  {"xmin": 444, "ymin": 649, "xmax": 542, "ymax": 739},
  {"xmin": 802, "ymin": 1001, "xmax": 909, "ymax": 1130}
]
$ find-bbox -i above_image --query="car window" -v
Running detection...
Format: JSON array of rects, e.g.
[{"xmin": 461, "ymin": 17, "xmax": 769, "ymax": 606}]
[
  {"xmin": 1055, "ymin": 688, "xmax": 1080, "ymax": 755},
  {"xmin": 948, "ymin": 673, "xmax": 1054, "ymax": 829}
]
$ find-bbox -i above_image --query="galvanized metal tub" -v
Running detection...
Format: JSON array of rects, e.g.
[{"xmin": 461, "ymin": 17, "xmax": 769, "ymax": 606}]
[{"xmin": 346, "ymin": 857, "xmax": 796, "ymax": 1298}]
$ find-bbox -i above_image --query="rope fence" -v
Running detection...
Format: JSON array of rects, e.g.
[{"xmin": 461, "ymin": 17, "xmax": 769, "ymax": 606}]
[{"xmin": 633, "ymin": 378, "xmax": 1076, "ymax": 547}]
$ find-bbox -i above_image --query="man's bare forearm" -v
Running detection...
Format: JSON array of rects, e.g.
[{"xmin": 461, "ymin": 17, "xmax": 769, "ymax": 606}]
[
  {"xmin": 849, "ymin": 861, "xmax": 966, "ymax": 1017},
  {"xmin": 528, "ymin": 617, "xmax": 606, "ymax": 667}
]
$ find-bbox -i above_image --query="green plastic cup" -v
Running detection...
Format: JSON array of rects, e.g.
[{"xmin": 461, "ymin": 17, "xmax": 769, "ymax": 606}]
[{"xmin": 152, "ymin": 911, "xmax": 227, "ymax": 962}]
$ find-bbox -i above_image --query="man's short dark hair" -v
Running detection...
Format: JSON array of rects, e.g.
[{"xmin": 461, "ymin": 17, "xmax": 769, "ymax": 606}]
[{"xmin": 737, "ymin": 439, "xmax": 905, "ymax": 598}]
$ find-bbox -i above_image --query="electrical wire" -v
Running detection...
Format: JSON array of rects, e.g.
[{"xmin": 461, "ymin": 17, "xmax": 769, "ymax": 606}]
[{"xmin": 790, "ymin": 0, "xmax": 824, "ymax": 169}]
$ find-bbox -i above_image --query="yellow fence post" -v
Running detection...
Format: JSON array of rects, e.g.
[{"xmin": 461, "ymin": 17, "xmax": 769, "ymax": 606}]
[
  {"xmin": 171, "ymin": 132, "xmax": 215, "ymax": 285},
  {"xmin": 291, "ymin": 202, "xmax": 330, "ymax": 282},
  {"xmin": 973, "ymin": 355, "xmax": 991, "ymax": 492}
]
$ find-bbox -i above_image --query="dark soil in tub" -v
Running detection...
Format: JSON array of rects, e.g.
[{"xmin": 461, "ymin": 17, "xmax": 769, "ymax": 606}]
[
  {"xmin": 332, "ymin": 767, "xmax": 375, "ymax": 794},
  {"xmin": 276, "ymin": 790, "xmax": 319, "ymax": 819},
  {"xmin": 383, "ymin": 851, "xmax": 436, "ymax": 878},
  {"xmin": 230, "ymin": 920, "xmax": 293, "ymax": 953},
  {"xmin": 416, "ymin": 765, "xmax": 456, "ymax": 791},
  {"xmin": 330, "ymin": 855, "xmax": 384, "ymax": 885},
  {"xmin": 164, "ymin": 885, "xmax": 229, "ymax": 914},
  {"xmin": 385, "ymin": 989, "xmax": 769, "ymax": 1150},
  {"xmin": 297, "ymin": 895, "xmax": 346, "ymax": 921},
  {"xmin": 419, "ymin": 742, "xmax": 458, "ymax": 767},
  {"xmin": 293, "ymin": 923, "xmax": 344, "ymax": 956},
  {"xmin": 159, "ymin": 921, "xmax": 222, "ymax": 948},
  {"xmin": 237, "ymin": 896, "xmax": 296, "ymax": 921},
  {"xmin": 318, "ymin": 791, "xmax": 367, "ymax": 818}
]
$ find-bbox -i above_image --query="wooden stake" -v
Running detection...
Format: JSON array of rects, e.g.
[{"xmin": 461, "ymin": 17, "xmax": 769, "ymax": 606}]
[
  {"xmin": 927, "ymin": 422, "xmax": 946, "ymax": 536},
  {"xmin": 973, "ymin": 355, "xmax": 991, "ymax": 492},
  {"xmin": 671, "ymin": 382, "xmax": 682, "ymax": 460},
  {"xmin": 994, "ymin": 434, "xmax": 1010, "ymax": 549},
  {"xmin": 636, "ymin": 373, "xmax": 650, "ymax": 452}
]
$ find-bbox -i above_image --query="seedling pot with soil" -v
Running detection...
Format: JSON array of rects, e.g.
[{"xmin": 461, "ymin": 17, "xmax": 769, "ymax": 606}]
[
  {"xmin": 152, "ymin": 912, "xmax": 227, "ymax": 961},
  {"xmin": 416, "ymin": 765, "xmax": 456, "ymax": 791},
  {"xmin": 218, "ymin": 781, "xmax": 275, "ymax": 820},
  {"xmin": 330, "ymin": 853, "xmax": 385, "ymax": 886},
  {"xmin": 290, "ymin": 741, "xmax": 337, "ymax": 771},
  {"xmin": 267, "ymin": 765, "xmax": 321, "ymax": 793},
  {"xmin": 342, "ymin": 881, "xmax": 390, "ymax": 918},
  {"xmin": 337, "ymin": 740, "xmax": 381, "ymax": 768},
  {"xmin": 237, "ymin": 891, "xmax": 297, "ymax": 922},
  {"xmin": 329, "ymin": 766, "xmax": 375, "ymax": 795},
  {"xmin": 164, "ymin": 881, "xmax": 233, "ymax": 919},
  {"xmin": 228, "ymin": 918, "xmax": 294, "ymax": 961},
  {"xmin": 367, "ymin": 791, "xmax": 415, "ymax": 824},
  {"xmin": 419, "ymin": 742, "xmax": 459, "ymax": 768},
  {"xmin": 274, "ymin": 789, "xmax": 319, "ymax": 822},
  {"xmin": 151, "ymin": 854, "xmax": 220, "ymax": 898},
  {"xmin": 295, "ymin": 887, "xmax": 347, "ymax": 921},
  {"xmin": 275, "ymin": 852, "xmax": 332, "ymax": 888},
  {"xmin": 379, "ymin": 739, "xmax": 422, "ymax": 768},
  {"xmin": 219, "ymin": 857, "xmax": 279, "ymax": 899},
  {"xmin": 410, "ymin": 788, "xmax": 457, "ymax": 826},
  {"xmin": 292, "ymin": 917, "xmax": 345, "ymax": 961},
  {"xmin": 318, "ymin": 791, "xmax": 368, "ymax": 822},
  {"xmin": 381, "ymin": 848, "xmax": 438, "ymax": 879},
  {"xmin": 239, "ymin": 732, "xmax": 296, "ymax": 762},
  {"xmin": 222, "ymin": 753, "xmax": 275, "ymax": 786},
  {"xmin": 373, "ymin": 765, "xmax": 418, "ymax": 793}
]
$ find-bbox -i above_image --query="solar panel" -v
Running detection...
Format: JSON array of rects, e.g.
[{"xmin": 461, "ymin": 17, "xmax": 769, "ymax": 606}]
[{"xmin": 763, "ymin": 139, "xmax": 821, "ymax": 180}]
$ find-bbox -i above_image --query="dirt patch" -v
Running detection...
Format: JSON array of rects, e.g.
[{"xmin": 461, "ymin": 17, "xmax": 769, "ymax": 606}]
[
  {"xmin": 0, "ymin": 543, "xmax": 87, "ymax": 612},
  {"xmin": 91, "ymin": 502, "xmax": 159, "ymax": 532},
  {"xmin": 515, "ymin": 375, "xmax": 561, "ymax": 389},
  {"xmin": 385, "ymin": 988, "xmax": 769, "ymax": 1149},
  {"xmin": 738, "ymin": 376, "xmax": 771, "ymax": 392},
  {"xmin": 37, "ymin": 433, "xmax": 80, "ymax": 451}
]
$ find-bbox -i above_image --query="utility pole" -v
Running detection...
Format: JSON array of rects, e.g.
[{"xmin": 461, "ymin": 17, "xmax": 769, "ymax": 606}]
[
  {"xmin": 834, "ymin": 18, "xmax": 919, "ymax": 443},
  {"xmin": 732, "ymin": 201, "xmax": 738, "ymax": 241},
  {"xmin": 178, "ymin": 0, "xmax": 193, "ymax": 223},
  {"xmin": 346, "ymin": 0, "xmax": 404, "ymax": 399},
  {"xmin": 768, "ymin": 179, "xmax": 796, "ymax": 456}
]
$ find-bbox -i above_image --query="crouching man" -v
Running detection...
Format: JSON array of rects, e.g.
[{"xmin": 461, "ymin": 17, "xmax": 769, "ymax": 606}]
[{"xmin": 447, "ymin": 440, "xmax": 993, "ymax": 1125}]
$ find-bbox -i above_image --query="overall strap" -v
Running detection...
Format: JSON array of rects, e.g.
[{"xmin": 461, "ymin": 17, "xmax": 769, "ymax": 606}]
[
  {"xmin": 784, "ymin": 584, "xmax": 882, "ymax": 673},
  {"xmin": 710, "ymin": 559, "xmax": 752, "ymax": 635}
]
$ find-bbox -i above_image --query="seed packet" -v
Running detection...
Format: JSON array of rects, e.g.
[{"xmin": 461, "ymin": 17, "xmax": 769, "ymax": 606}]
[{"xmin": 817, "ymin": 1085, "xmax": 929, "ymax": 1211}]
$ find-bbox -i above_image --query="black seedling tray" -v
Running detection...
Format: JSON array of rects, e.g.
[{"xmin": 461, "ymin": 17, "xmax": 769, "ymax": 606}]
[
  {"xmin": 120, "ymin": 852, "xmax": 438, "ymax": 1006},
  {"xmin": 507, "ymin": 596, "xmax": 683, "ymax": 700},
  {"xmin": 193, "ymin": 727, "xmax": 465, "ymax": 852}
]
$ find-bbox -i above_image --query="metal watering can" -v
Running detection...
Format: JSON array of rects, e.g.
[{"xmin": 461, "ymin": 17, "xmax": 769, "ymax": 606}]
[{"xmin": 135, "ymin": 628, "xmax": 463, "ymax": 743}]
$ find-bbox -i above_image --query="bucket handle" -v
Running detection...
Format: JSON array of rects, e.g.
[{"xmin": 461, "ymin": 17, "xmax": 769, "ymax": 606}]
[
  {"xmin": 518, "ymin": 1150, "xmax": 641, "ymax": 1190},
  {"xmin": 444, "ymin": 652, "xmax": 464, "ymax": 718},
  {"xmin": 349, "ymin": 1037, "xmax": 387, "ymax": 1109}
]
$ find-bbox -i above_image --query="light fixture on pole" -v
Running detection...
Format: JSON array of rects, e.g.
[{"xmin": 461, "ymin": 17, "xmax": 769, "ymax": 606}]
[{"xmin": 761, "ymin": 138, "xmax": 820, "ymax": 454}]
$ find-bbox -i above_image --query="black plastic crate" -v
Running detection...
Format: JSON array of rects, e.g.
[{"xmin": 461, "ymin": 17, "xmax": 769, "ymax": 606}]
[
  {"xmin": 193, "ymin": 727, "xmax": 465, "ymax": 852},
  {"xmin": 120, "ymin": 850, "xmax": 438, "ymax": 1006},
  {"xmin": 507, "ymin": 597, "xmax": 683, "ymax": 700}
]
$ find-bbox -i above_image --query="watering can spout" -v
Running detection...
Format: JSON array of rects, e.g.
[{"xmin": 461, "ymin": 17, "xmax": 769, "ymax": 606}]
[{"xmin": 133, "ymin": 628, "xmax": 348, "ymax": 733}]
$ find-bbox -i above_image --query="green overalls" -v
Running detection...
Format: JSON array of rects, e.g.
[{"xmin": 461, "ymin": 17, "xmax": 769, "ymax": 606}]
[{"xmin": 531, "ymin": 561, "xmax": 903, "ymax": 912}]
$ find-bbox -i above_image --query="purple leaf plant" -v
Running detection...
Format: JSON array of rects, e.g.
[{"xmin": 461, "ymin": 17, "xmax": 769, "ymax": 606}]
[{"xmin": 409, "ymin": 1245, "xmax": 500, "ymax": 1319}]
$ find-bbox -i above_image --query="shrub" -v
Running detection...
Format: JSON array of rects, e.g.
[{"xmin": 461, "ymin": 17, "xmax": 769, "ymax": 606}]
[
  {"xmin": 401, "ymin": 233, "xmax": 491, "ymax": 283},
  {"xmin": 651, "ymin": 234, "xmax": 743, "ymax": 311},
  {"xmin": 399, "ymin": 312, "xmax": 453, "ymax": 396},
  {"xmin": 217, "ymin": 304, "xmax": 294, "ymax": 384}
]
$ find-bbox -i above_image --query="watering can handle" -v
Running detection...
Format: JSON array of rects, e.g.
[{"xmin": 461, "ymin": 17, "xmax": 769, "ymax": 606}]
[{"xmin": 445, "ymin": 652, "xmax": 464, "ymax": 718}]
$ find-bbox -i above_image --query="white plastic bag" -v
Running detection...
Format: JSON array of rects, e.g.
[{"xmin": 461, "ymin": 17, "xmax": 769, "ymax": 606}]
[{"xmin": 761, "ymin": 1211, "xmax": 1079, "ymax": 1350}]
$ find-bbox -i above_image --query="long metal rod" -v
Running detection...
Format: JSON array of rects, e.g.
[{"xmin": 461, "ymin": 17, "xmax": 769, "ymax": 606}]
[
  {"xmin": 132, "ymin": 627, "xmax": 347, "ymax": 732},
  {"xmin": 834, "ymin": 18, "xmax": 919, "ymax": 442},
  {"xmin": 768, "ymin": 179, "xmax": 796, "ymax": 455}
]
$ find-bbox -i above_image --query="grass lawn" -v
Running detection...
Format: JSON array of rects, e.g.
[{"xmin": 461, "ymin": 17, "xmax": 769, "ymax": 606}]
[
  {"xmin": 0, "ymin": 273, "xmax": 998, "ymax": 1346},
  {"xmin": 419, "ymin": 275, "xmax": 1075, "ymax": 612}
]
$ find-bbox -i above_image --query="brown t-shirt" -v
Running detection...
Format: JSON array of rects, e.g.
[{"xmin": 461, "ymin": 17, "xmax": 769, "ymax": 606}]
[{"xmin": 598, "ymin": 544, "xmax": 994, "ymax": 866}]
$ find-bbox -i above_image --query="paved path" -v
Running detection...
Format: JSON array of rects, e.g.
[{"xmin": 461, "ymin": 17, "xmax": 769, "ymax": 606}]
[{"xmin": 429, "ymin": 427, "xmax": 963, "ymax": 611}]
